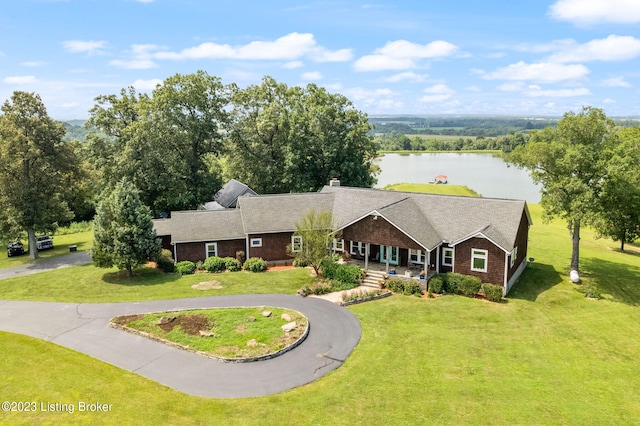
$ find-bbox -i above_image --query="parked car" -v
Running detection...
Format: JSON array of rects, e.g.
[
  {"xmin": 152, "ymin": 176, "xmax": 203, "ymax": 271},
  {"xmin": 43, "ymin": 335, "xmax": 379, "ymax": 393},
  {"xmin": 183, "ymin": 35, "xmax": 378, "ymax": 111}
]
[
  {"xmin": 36, "ymin": 235, "xmax": 54, "ymax": 251},
  {"xmin": 7, "ymin": 241, "xmax": 25, "ymax": 257}
]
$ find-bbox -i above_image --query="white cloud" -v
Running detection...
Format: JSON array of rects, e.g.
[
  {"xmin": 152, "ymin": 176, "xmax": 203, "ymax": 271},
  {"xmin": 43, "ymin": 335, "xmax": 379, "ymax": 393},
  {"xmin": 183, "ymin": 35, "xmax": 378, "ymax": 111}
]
[
  {"xmin": 283, "ymin": 61, "xmax": 304, "ymax": 69},
  {"xmin": 354, "ymin": 39, "xmax": 458, "ymax": 72},
  {"xmin": 154, "ymin": 33, "xmax": 351, "ymax": 62},
  {"xmin": 3, "ymin": 75, "xmax": 37, "ymax": 84},
  {"xmin": 384, "ymin": 72, "xmax": 428, "ymax": 83},
  {"xmin": 602, "ymin": 77, "xmax": 631, "ymax": 87},
  {"xmin": 110, "ymin": 44, "xmax": 163, "ymax": 69},
  {"xmin": 301, "ymin": 71, "xmax": 322, "ymax": 80},
  {"xmin": 523, "ymin": 87, "xmax": 591, "ymax": 97},
  {"xmin": 21, "ymin": 61, "xmax": 47, "ymax": 67},
  {"xmin": 132, "ymin": 79, "xmax": 162, "ymax": 91},
  {"xmin": 419, "ymin": 84, "xmax": 455, "ymax": 103},
  {"xmin": 603, "ymin": 98, "xmax": 616, "ymax": 103},
  {"xmin": 547, "ymin": 35, "xmax": 640, "ymax": 63},
  {"xmin": 62, "ymin": 40, "xmax": 108, "ymax": 55},
  {"xmin": 482, "ymin": 61, "xmax": 590, "ymax": 82},
  {"xmin": 466, "ymin": 85, "xmax": 482, "ymax": 92},
  {"xmin": 549, "ymin": 0, "xmax": 640, "ymax": 24},
  {"xmin": 341, "ymin": 87, "xmax": 401, "ymax": 111}
]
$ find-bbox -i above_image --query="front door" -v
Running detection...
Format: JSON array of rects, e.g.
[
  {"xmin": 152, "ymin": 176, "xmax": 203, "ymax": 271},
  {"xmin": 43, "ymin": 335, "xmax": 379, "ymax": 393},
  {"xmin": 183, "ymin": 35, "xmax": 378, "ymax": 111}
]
[{"xmin": 380, "ymin": 245, "xmax": 399, "ymax": 265}]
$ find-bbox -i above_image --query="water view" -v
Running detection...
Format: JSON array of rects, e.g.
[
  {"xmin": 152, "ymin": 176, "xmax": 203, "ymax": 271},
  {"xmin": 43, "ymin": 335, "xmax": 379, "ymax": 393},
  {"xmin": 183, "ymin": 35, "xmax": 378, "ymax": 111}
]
[{"xmin": 375, "ymin": 152, "xmax": 541, "ymax": 203}]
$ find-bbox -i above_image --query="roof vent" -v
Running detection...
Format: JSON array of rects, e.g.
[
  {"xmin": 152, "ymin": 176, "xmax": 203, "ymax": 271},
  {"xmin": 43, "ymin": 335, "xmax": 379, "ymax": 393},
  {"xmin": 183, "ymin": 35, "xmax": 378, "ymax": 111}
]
[{"xmin": 329, "ymin": 178, "xmax": 340, "ymax": 187}]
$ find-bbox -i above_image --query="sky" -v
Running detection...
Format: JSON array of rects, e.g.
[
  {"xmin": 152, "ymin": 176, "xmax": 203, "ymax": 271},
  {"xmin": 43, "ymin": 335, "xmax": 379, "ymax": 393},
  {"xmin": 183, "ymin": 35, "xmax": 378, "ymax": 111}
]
[{"xmin": 2, "ymin": 0, "xmax": 640, "ymax": 119}]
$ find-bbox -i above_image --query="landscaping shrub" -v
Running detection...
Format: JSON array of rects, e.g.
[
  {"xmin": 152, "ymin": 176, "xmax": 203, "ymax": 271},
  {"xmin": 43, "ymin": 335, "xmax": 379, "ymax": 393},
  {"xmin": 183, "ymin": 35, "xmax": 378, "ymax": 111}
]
[
  {"xmin": 403, "ymin": 280, "xmax": 423, "ymax": 296},
  {"xmin": 223, "ymin": 257, "xmax": 241, "ymax": 272},
  {"xmin": 175, "ymin": 261, "xmax": 196, "ymax": 275},
  {"xmin": 459, "ymin": 275, "xmax": 482, "ymax": 298},
  {"xmin": 444, "ymin": 272, "xmax": 465, "ymax": 294},
  {"xmin": 482, "ymin": 283, "xmax": 504, "ymax": 302},
  {"xmin": 320, "ymin": 259, "xmax": 363, "ymax": 284},
  {"xmin": 327, "ymin": 280, "xmax": 360, "ymax": 293},
  {"xmin": 292, "ymin": 258, "xmax": 309, "ymax": 267},
  {"xmin": 204, "ymin": 256, "xmax": 226, "ymax": 273},
  {"xmin": 386, "ymin": 279, "xmax": 405, "ymax": 293},
  {"xmin": 195, "ymin": 260, "xmax": 204, "ymax": 271},
  {"xmin": 243, "ymin": 257, "xmax": 267, "ymax": 272},
  {"xmin": 429, "ymin": 275, "xmax": 445, "ymax": 294},
  {"xmin": 156, "ymin": 249, "xmax": 175, "ymax": 273}
]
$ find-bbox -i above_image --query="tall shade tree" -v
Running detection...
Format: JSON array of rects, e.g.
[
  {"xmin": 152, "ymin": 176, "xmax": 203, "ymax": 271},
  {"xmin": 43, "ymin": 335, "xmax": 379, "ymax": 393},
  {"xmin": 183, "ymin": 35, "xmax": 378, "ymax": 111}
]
[
  {"xmin": 92, "ymin": 179, "xmax": 161, "ymax": 277},
  {"xmin": 86, "ymin": 71, "xmax": 230, "ymax": 214},
  {"xmin": 507, "ymin": 106, "xmax": 615, "ymax": 275},
  {"xmin": 287, "ymin": 209, "xmax": 338, "ymax": 277},
  {"xmin": 0, "ymin": 91, "xmax": 75, "ymax": 259},
  {"xmin": 225, "ymin": 76, "xmax": 294, "ymax": 194},
  {"xmin": 593, "ymin": 126, "xmax": 640, "ymax": 250},
  {"xmin": 288, "ymin": 83, "xmax": 377, "ymax": 192},
  {"xmin": 225, "ymin": 76, "xmax": 377, "ymax": 194}
]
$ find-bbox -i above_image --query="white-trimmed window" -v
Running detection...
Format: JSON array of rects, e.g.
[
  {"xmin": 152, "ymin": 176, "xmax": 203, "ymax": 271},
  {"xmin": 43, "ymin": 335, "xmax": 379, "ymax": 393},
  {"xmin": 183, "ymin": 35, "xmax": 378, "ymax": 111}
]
[
  {"xmin": 350, "ymin": 241, "xmax": 366, "ymax": 257},
  {"xmin": 292, "ymin": 235, "xmax": 303, "ymax": 252},
  {"xmin": 443, "ymin": 247, "xmax": 454, "ymax": 266},
  {"xmin": 250, "ymin": 238, "xmax": 262, "ymax": 248},
  {"xmin": 471, "ymin": 248, "xmax": 488, "ymax": 272},
  {"xmin": 205, "ymin": 242, "xmax": 218, "ymax": 258},
  {"xmin": 332, "ymin": 238, "xmax": 344, "ymax": 252},
  {"xmin": 409, "ymin": 249, "xmax": 426, "ymax": 264},
  {"xmin": 510, "ymin": 246, "xmax": 518, "ymax": 268}
]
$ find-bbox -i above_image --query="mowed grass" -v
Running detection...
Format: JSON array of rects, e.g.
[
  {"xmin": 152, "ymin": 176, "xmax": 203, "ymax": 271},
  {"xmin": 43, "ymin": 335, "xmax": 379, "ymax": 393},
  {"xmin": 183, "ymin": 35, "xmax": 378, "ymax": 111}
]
[
  {"xmin": 0, "ymin": 266, "xmax": 314, "ymax": 302},
  {"xmin": 2, "ymin": 205, "xmax": 640, "ymax": 424},
  {"xmin": 384, "ymin": 182, "xmax": 481, "ymax": 196}
]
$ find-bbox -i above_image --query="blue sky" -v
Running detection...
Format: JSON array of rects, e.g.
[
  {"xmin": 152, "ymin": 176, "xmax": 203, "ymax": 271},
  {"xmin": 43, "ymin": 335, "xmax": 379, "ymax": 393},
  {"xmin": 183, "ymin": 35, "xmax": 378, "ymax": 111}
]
[{"xmin": 2, "ymin": 0, "xmax": 640, "ymax": 119}]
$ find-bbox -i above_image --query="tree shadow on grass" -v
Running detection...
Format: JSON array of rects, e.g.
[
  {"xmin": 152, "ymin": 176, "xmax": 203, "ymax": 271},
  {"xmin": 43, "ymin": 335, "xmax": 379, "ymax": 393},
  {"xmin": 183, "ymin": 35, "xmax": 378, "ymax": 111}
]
[
  {"xmin": 507, "ymin": 263, "xmax": 563, "ymax": 302},
  {"xmin": 101, "ymin": 266, "xmax": 181, "ymax": 287},
  {"xmin": 581, "ymin": 258, "xmax": 640, "ymax": 307}
]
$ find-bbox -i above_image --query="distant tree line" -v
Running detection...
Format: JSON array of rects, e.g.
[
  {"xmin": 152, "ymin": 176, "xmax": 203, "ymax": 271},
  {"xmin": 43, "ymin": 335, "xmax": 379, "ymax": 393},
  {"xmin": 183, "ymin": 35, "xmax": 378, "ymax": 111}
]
[{"xmin": 376, "ymin": 130, "xmax": 527, "ymax": 153}]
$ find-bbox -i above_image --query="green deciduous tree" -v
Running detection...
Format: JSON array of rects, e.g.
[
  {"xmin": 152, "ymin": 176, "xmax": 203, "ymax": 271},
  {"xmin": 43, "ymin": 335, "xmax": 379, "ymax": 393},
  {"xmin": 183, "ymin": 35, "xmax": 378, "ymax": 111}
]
[
  {"xmin": 0, "ymin": 91, "xmax": 75, "ymax": 259},
  {"xmin": 288, "ymin": 209, "xmax": 338, "ymax": 277},
  {"xmin": 86, "ymin": 71, "xmax": 229, "ymax": 214},
  {"xmin": 593, "ymin": 126, "xmax": 640, "ymax": 251},
  {"xmin": 225, "ymin": 76, "xmax": 377, "ymax": 193},
  {"xmin": 92, "ymin": 178, "xmax": 161, "ymax": 277},
  {"xmin": 508, "ymin": 107, "xmax": 615, "ymax": 275}
]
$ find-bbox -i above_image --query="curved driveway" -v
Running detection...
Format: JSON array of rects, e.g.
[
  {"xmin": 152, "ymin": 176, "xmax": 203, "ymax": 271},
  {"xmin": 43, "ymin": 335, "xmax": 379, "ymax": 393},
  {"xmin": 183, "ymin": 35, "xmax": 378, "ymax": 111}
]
[{"xmin": 0, "ymin": 295, "xmax": 361, "ymax": 398}]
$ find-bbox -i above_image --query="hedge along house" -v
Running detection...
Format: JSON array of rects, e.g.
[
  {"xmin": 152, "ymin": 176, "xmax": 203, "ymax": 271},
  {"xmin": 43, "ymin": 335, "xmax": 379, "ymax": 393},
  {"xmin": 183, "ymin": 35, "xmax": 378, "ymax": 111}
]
[{"xmin": 154, "ymin": 184, "xmax": 532, "ymax": 295}]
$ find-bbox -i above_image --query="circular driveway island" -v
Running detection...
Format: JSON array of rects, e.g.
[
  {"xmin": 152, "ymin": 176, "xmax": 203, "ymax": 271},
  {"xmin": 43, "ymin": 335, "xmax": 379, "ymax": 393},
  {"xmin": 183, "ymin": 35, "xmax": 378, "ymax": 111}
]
[{"xmin": 0, "ymin": 295, "xmax": 362, "ymax": 398}]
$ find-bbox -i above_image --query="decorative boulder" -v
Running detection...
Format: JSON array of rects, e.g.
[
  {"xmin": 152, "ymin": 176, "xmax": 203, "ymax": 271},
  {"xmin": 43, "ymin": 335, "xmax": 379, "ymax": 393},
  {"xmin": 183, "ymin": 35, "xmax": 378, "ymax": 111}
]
[{"xmin": 281, "ymin": 321, "xmax": 297, "ymax": 332}]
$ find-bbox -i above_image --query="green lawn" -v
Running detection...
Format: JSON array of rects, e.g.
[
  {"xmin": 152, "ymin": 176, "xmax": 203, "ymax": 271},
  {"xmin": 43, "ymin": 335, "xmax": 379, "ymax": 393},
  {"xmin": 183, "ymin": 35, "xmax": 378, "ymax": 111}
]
[
  {"xmin": 0, "ymin": 230, "xmax": 93, "ymax": 269},
  {"xmin": 2, "ymin": 205, "xmax": 640, "ymax": 424},
  {"xmin": 0, "ymin": 265, "xmax": 314, "ymax": 302},
  {"xmin": 383, "ymin": 182, "xmax": 481, "ymax": 196}
]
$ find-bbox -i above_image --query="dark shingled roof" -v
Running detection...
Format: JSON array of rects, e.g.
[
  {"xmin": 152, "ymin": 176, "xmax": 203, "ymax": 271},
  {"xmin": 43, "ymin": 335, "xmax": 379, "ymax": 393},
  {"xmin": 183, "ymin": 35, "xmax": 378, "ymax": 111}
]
[
  {"xmin": 214, "ymin": 179, "xmax": 257, "ymax": 209},
  {"xmin": 169, "ymin": 209, "xmax": 245, "ymax": 243},
  {"xmin": 155, "ymin": 184, "xmax": 530, "ymax": 253}
]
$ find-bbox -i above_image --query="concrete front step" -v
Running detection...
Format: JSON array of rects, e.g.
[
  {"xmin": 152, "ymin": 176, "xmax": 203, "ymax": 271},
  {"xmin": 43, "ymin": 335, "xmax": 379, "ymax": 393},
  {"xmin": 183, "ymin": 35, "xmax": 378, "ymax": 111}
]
[{"xmin": 361, "ymin": 270, "xmax": 387, "ymax": 288}]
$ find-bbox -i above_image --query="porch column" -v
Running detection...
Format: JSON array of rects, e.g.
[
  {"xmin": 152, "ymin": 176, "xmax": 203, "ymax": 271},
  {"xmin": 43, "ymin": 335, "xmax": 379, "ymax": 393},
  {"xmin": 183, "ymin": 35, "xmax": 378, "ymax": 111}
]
[
  {"xmin": 365, "ymin": 243, "xmax": 369, "ymax": 270},
  {"xmin": 386, "ymin": 245, "xmax": 390, "ymax": 273}
]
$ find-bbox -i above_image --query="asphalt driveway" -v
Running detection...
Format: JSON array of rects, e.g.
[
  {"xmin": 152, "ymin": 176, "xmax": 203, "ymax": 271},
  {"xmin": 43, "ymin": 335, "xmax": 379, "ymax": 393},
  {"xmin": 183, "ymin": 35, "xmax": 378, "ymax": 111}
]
[
  {"xmin": 0, "ymin": 294, "xmax": 362, "ymax": 398},
  {"xmin": 0, "ymin": 251, "xmax": 92, "ymax": 280}
]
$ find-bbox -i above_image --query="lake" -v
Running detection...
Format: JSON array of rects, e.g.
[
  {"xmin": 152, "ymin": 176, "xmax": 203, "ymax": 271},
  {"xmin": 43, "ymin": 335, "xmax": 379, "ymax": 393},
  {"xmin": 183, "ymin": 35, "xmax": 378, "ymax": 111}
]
[{"xmin": 374, "ymin": 152, "xmax": 541, "ymax": 203}]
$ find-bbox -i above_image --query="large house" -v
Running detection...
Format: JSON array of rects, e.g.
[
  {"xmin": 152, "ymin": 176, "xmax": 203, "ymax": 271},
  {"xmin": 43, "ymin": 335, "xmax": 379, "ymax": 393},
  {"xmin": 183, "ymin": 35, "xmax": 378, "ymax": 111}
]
[{"xmin": 154, "ymin": 182, "xmax": 532, "ymax": 295}]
